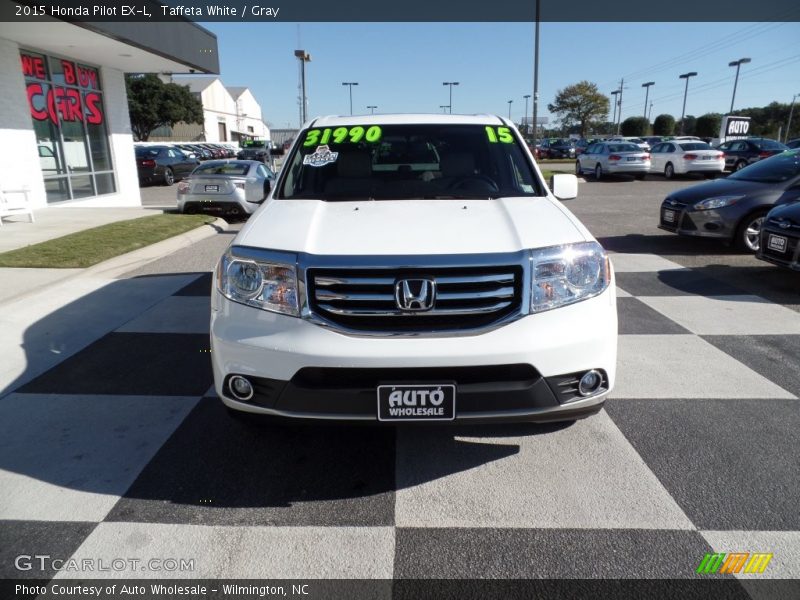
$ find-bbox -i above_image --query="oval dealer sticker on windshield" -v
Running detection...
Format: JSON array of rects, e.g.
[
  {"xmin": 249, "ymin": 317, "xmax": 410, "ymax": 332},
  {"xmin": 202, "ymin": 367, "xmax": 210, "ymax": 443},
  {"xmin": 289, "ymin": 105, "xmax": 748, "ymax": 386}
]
[{"xmin": 303, "ymin": 145, "xmax": 339, "ymax": 167}]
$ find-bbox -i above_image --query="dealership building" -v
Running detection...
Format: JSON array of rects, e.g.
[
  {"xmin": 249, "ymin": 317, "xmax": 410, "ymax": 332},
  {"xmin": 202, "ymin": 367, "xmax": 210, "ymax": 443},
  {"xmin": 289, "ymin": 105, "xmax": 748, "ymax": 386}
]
[{"xmin": 0, "ymin": 17, "xmax": 219, "ymax": 209}]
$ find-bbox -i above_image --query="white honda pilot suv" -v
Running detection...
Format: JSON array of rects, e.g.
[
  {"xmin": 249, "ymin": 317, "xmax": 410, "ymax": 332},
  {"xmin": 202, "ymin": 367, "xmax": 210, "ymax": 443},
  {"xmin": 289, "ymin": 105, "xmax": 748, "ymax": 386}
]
[{"xmin": 212, "ymin": 114, "xmax": 617, "ymax": 424}]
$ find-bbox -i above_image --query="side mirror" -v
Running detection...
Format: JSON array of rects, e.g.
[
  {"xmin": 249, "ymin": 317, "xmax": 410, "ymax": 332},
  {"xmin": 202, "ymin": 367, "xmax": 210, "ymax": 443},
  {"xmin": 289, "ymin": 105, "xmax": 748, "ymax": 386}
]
[
  {"xmin": 551, "ymin": 173, "xmax": 578, "ymax": 200},
  {"xmin": 261, "ymin": 178, "xmax": 272, "ymax": 201}
]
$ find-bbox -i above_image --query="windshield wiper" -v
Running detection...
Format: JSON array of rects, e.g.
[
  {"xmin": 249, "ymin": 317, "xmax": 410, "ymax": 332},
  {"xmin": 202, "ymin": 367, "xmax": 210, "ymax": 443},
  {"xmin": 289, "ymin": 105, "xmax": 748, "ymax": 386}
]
[{"xmin": 421, "ymin": 194, "xmax": 499, "ymax": 200}]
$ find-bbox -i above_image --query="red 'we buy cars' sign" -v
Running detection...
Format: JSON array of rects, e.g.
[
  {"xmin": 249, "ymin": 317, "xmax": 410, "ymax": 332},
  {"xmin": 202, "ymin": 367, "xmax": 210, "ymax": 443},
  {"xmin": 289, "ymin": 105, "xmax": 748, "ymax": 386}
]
[{"xmin": 21, "ymin": 53, "xmax": 104, "ymax": 126}]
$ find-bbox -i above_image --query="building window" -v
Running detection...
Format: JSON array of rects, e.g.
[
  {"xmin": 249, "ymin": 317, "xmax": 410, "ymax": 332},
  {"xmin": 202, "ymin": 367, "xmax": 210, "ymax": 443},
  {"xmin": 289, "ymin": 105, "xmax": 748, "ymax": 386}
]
[{"xmin": 20, "ymin": 51, "xmax": 116, "ymax": 203}]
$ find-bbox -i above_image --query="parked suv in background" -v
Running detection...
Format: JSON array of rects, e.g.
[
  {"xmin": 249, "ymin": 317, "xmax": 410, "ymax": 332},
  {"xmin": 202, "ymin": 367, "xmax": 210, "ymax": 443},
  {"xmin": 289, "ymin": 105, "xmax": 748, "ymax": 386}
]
[
  {"xmin": 716, "ymin": 138, "xmax": 788, "ymax": 172},
  {"xmin": 212, "ymin": 114, "xmax": 617, "ymax": 425}
]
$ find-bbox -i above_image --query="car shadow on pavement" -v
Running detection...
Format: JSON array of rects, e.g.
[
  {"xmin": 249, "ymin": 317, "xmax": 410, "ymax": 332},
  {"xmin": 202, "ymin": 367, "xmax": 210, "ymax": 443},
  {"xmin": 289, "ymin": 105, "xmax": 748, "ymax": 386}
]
[
  {"xmin": 0, "ymin": 272, "xmax": 577, "ymax": 517},
  {"xmin": 598, "ymin": 232, "xmax": 737, "ymax": 256}
]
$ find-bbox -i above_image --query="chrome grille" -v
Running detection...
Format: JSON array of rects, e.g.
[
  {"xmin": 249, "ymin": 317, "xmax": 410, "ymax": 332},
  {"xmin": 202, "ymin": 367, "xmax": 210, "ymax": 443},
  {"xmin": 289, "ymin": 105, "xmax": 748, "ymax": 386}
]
[{"xmin": 307, "ymin": 266, "xmax": 523, "ymax": 333}]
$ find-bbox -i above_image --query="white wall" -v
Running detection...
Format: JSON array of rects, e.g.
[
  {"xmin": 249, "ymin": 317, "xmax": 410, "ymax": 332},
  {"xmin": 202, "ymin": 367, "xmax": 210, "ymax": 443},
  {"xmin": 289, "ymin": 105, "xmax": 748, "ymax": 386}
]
[
  {"xmin": 0, "ymin": 37, "xmax": 141, "ymax": 209},
  {"xmin": 0, "ymin": 37, "xmax": 47, "ymax": 209}
]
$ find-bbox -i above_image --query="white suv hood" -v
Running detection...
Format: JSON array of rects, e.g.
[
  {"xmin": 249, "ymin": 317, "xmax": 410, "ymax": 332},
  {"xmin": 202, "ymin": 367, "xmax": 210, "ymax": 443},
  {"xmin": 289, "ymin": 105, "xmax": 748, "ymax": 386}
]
[{"xmin": 235, "ymin": 197, "xmax": 588, "ymax": 255}]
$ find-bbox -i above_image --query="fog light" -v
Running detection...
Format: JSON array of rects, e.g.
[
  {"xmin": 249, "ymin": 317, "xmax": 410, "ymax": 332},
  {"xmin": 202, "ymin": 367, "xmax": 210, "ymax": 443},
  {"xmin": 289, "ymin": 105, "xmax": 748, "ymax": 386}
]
[
  {"xmin": 578, "ymin": 370, "xmax": 603, "ymax": 396},
  {"xmin": 228, "ymin": 376, "xmax": 254, "ymax": 401}
]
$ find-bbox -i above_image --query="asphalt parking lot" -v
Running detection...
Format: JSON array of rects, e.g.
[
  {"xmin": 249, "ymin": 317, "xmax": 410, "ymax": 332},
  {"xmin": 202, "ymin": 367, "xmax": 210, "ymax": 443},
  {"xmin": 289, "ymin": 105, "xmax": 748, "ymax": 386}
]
[{"xmin": 2, "ymin": 177, "xmax": 798, "ymax": 592}]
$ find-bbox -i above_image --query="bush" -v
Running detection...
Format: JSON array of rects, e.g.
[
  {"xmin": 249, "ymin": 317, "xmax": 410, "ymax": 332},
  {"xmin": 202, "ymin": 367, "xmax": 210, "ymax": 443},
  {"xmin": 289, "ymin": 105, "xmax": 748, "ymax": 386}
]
[
  {"xmin": 653, "ymin": 114, "xmax": 676, "ymax": 136},
  {"xmin": 620, "ymin": 117, "xmax": 649, "ymax": 136},
  {"xmin": 695, "ymin": 113, "xmax": 723, "ymax": 138}
]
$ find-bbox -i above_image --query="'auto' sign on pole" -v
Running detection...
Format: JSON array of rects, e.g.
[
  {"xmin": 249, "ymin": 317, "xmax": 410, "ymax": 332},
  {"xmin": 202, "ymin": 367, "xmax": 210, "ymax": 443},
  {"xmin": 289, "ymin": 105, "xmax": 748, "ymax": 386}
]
[{"xmin": 719, "ymin": 116, "xmax": 750, "ymax": 142}]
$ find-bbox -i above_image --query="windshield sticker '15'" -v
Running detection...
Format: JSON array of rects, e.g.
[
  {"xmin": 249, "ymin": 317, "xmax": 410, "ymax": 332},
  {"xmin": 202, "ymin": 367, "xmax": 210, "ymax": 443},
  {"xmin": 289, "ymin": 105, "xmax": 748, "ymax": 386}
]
[
  {"xmin": 303, "ymin": 145, "xmax": 339, "ymax": 167},
  {"xmin": 485, "ymin": 126, "xmax": 514, "ymax": 143},
  {"xmin": 303, "ymin": 126, "xmax": 383, "ymax": 147}
]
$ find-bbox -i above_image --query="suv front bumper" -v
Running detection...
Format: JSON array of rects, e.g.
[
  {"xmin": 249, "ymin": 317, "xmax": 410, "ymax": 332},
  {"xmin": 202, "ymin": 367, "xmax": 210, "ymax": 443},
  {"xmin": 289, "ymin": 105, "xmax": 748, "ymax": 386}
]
[{"xmin": 211, "ymin": 287, "xmax": 617, "ymax": 423}]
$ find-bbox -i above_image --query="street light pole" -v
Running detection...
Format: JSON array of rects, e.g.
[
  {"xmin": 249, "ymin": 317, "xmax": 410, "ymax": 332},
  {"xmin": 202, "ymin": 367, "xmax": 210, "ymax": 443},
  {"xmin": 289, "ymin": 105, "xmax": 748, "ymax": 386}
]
[
  {"xmin": 507, "ymin": 99, "xmax": 513, "ymax": 120},
  {"xmin": 367, "ymin": 105, "xmax": 377, "ymax": 114},
  {"xmin": 439, "ymin": 105, "xmax": 449, "ymax": 113},
  {"xmin": 679, "ymin": 72, "xmax": 698, "ymax": 135},
  {"xmin": 728, "ymin": 58, "xmax": 751, "ymax": 114},
  {"xmin": 443, "ymin": 82, "xmax": 459, "ymax": 114},
  {"xmin": 610, "ymin": 90, "xmax": 620, "ymax": 133},
  {"xmin": 641, "ymin": 81, "xmax": 655, "ymax": 120},
  {"xmin": 342, "ymin": 82, "xmax": 358, "ymax": 115},
  {"xmin": 648, "ymin": 102, "xmax": 654, "ymax": 123},
  {"xmin": 787, "ymin": 93, "xmax": 799, "ymax": 143},
  {"xmin": 294, "ymin": 50, "xmax": 311, "ymax": 126},
  {"xmin": 523, "ymin": 94, "xmax": 531, "ymax": 134},
  {"xmin": 532, "ymin": 0, "xmax": 540, "ymax": 149}
]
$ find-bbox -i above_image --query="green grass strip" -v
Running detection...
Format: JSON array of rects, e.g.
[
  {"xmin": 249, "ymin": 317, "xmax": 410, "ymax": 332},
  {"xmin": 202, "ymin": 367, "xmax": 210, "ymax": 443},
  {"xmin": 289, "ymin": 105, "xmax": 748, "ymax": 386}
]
[{"xmin": 0, "ymin": 213, "xmax": 216, "ymax": 268}]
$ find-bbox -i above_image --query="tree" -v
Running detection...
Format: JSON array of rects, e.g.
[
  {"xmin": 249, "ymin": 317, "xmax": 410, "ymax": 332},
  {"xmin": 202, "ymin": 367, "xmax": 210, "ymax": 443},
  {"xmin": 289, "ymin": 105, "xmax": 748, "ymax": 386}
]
[
  {"xmin": 695, "ymin": 113, "xmax": 722, "ymax": 138},
  {"xmin": 620, "ymin": 117, "xmax": 649, "ymax": 136},
  {"xmin": 677, "ymin": 115, "xmax": 697, "ymax": 136},
  {"xmin": 653, "ymin": 114, "xmax": 675, "ymax": 136},
  {"xmin": 547, "ymin": 81, "xmax": 610, "ymax": 138},
  {"xmin": 125, "ymin": 74, "xmax": 204, "ymax": 141}
]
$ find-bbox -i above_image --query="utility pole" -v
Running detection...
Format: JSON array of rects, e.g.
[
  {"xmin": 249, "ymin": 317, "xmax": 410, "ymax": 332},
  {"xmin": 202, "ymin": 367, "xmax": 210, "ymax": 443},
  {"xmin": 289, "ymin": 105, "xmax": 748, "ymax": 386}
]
[
  {"xmin": 616, "ymin": 78, "xmax": 624, "ymax": 135},
  {"xmin": 367, "ymin": 105, "xmax": 377, "ymax": 114}
]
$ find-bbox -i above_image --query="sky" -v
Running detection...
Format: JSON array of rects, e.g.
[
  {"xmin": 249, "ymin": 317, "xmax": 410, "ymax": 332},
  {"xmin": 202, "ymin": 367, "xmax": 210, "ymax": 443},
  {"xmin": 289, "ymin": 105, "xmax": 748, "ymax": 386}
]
[{"xmin": 195, "ymin": 20, "xmax": 800, "ymax": 132}]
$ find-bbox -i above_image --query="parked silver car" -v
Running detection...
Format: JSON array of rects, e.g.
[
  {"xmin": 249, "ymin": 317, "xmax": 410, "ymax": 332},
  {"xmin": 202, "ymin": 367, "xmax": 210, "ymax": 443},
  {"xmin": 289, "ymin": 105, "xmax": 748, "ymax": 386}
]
[
  {"xmin": 576, "ymin": 142, "xmax": 651, "ymax": 180},
  {"xmin": 177, "ymin": 160, "xmax": 276, "ymax": 218}
]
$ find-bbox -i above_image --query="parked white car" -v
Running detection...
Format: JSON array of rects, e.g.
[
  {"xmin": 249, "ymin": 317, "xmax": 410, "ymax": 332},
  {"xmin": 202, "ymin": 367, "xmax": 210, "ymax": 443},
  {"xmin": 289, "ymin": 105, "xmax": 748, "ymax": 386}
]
[
  {"xmin": 606, "ymin": 136, "xmax": 650, "ymax": 151},
  {"xmin": 211, "ymin": 114, "xmax": 618, "ymax": 424},
  {"xmin": 649, "ymin": 140, "xmax": 724, "ymax": 179},
  {"xmin": 576, "ymin": 141, "xmax": 651, "ymax": 180},
  {"xmin": 177, "ymin": 160, "xmax": 276, "ymax": 217}
]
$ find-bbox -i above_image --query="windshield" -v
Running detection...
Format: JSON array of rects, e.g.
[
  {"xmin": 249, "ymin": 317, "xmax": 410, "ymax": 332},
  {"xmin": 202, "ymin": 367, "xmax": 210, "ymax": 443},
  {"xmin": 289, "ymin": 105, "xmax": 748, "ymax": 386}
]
[
  {"xmin": 277, "ymin": 123, "xmax": 545, "ymax": 200},
  {"xmin": 192, "ymin": 162, "xmax": 251, "ymax": 176},
  {"xmin": 135, "ymin": 147, "xmax": 161, "ymax": 157},
  {"xmin": 729, "ymin": 150, "xmax": 800, "ymax": 183}
]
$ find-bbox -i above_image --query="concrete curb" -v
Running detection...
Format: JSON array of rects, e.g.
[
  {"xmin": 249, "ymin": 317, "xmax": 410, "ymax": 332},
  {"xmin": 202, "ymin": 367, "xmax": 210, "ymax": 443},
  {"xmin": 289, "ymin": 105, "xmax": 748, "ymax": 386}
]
[{"xmin": 0, "ymin": 218, "xmax": 228, "ymax": 307}]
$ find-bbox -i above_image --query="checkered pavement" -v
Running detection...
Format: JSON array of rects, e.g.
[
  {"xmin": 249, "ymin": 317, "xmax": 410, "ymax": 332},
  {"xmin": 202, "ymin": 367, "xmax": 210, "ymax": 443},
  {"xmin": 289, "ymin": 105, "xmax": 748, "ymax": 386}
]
[{"xmin": 1, "ymin": 251, "xmax": 799, "ymax": 591}]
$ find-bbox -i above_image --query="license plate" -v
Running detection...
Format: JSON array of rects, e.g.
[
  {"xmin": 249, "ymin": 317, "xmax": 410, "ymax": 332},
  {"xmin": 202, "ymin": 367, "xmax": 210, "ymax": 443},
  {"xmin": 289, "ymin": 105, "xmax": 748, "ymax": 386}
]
[
  {"xmin": 767, "ymin": 234, "xmax": 788, "ymax": 253},
  {"xmin": 627, "ymin": 157, "xmax": 637, "ymax": 161},
  {"xmin": 663, "ymin": 209, "xmax": 676, "ymax": 223},
  {"xmin": 377, "ymin": 384, "xmax": 455, "ymax": 421},
  {"xmin": 701, "ymin": 155, "xmax": 713, "ymax": 160},
  {"xmin": 204, "ymin": 184, "xmax": 219, "ymax": 192}
]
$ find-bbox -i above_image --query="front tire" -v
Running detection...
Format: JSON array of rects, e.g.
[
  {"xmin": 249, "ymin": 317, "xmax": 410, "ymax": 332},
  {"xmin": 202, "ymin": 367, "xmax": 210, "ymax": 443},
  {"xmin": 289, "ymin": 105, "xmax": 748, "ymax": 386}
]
[
  {"xmin": 735, "ymin": 210, "xmax": 768, "ymax": 252},
  {"xmin": 163, "ymin": 167, "xmax": 175, "ymax": 186},
  {"xmin": 594, "ymin": 164, "xmax": 603, "ymax": 181},
  {"xmin": 664, "ymin": 163, "xmax": 675, "ymax": 180},
  {"xmin": 575, "ymin": 161, "xmax": 582, "ymax": 176},
  {"xmin": 734, "ymin": 160, "xmax": 747, "ymax": 172}
]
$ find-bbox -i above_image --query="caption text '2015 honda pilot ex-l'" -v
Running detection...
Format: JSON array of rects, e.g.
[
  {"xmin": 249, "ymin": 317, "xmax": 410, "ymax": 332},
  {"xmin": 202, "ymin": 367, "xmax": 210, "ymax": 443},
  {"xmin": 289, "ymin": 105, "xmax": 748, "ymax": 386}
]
[{"xmin": 211, "ymin": 114, "xmax": 617, "ymax": 424}]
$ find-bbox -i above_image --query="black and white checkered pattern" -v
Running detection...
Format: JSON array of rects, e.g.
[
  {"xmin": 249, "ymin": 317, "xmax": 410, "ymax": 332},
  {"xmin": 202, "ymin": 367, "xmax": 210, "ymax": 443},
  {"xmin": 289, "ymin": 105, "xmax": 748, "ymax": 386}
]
[{"xmin": 1, "ymin": 247, "xmax": 799, "ymax": 589}]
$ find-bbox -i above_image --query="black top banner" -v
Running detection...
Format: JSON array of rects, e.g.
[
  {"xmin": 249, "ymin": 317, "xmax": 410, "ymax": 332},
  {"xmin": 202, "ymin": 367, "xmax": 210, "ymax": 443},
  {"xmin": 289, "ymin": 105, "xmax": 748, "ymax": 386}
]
[{"xmin": 2, "ymin": 0, "xmax": 800, "ymax": 21}]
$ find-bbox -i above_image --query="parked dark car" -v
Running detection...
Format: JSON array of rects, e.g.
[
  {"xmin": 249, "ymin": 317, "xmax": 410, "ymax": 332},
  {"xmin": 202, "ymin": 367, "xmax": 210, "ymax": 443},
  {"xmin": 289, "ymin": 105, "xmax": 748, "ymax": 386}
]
[
  {"xmin": 183, "ymin": 144, "xmax": 213, "ymax": 160},
  {"xmin": 237, "ymin": 140, "xmax": 271, "ymax": 163},
  {"xmin": 786, "ymin": 139, "xmax": 800, "ymax": 150},
  {"xmin": 757, "ymin": 200, "xmax": 800, "ymax": 270},
  {"xmin": 642, "ymin": 136, "xmax": 665, "ymax": 147},
  {"xmin": 540, "ymin": 138, "xmax": 576, "ymax": 159},
  {"xmin": 659, "ymin": 149, "xmax": 800, "ymax": 252},
  {"xmin": 716, "ymin": 137, "xmax": 788, "ymax": 172},
  {"xmin": 135, "ymin": 145, "xmax": 200, "ymax": 186}
]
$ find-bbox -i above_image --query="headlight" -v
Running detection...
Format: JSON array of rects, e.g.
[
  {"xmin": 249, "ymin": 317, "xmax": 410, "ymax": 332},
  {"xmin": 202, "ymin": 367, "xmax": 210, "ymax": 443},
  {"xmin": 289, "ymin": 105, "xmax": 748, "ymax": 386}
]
[
  {"xmin": 693, "ymin": 195, "xmax": 743, "ymax": 211},
  {"xmin": 531, "ymin": 242, "xmax": 610, "ymax": 313},
  {"xmin": 215, "ymin": 249, "xmax": 299, "ymax": 316}
]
